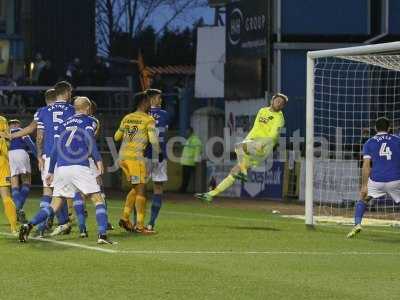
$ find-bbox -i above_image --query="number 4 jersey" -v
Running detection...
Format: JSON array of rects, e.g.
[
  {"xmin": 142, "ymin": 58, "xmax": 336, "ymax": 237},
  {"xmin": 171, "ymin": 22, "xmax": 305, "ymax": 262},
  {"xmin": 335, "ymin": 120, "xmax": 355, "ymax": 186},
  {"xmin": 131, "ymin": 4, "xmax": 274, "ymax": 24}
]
[{"xmin": 363, "ymin": 133, "xmax": 400, "ymax": 182}]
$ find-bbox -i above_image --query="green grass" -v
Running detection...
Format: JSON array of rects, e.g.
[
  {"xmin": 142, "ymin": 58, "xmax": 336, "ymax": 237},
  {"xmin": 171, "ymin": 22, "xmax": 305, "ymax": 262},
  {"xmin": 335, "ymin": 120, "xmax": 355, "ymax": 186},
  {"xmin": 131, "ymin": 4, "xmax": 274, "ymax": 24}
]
[{"xmin": 1, "ymin": 195, "xmax": 400, "ymax": 300}]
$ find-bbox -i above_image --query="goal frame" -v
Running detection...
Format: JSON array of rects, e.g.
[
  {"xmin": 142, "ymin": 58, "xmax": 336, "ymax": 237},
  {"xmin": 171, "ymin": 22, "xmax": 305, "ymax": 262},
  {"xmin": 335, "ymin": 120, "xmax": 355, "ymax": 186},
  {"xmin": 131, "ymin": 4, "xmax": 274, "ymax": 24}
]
[{"xmin": 305, "ymin": 41, "xmax": 400, "ymax": 225}]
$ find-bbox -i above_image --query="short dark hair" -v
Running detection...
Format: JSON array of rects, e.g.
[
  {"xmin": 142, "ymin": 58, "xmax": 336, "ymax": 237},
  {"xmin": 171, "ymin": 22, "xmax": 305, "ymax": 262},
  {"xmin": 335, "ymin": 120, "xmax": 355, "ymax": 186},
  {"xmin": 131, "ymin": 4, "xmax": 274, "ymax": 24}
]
[
  {"xmin": 146, "ymin": 89, "xmax": 162, "ymax": 98},
  {"xmin": 375, "ymin": 117, "xmax": 390, "ymax": 132},
  {"xmin": 134, "ymin": 91, "xmax": 148, "ymax": 107},
  {"xmin": 45, "ymin": 88, "xmax": 57, "ymax": 103},
  {"xmin": 54, "ymin": 81, "xmax": 72, "ymax": 97}
]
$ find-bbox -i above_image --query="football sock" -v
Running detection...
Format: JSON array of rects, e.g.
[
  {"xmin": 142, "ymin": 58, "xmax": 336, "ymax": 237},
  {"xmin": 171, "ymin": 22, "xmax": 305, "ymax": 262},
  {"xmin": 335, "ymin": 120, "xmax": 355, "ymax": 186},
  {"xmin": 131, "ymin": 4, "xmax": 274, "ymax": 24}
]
[
  {"xmin": 122, "ymin": 188, "xmax": 136, "ymax": 221},
  {"xmin": 30, "ymin": 206, "xmax": 55, "ymax": 226},
  {"xmin": 39, "ymin": 195, "xmax": 52, "ymax": 208},
  {"xmin": 37, "ymin": 195, "xmax": 52, "ymax": 232},
  {"xmin": 3, "ymin": 196, "xmax": 17, "ymax": 232},
  {"xmin": 209, "ymin": 175, "xmax": 236, "ymax": 197},
  {"xmin": 354, "ymin": 200, "xmax": 366, "ymax": 225},
  {"xmin": 132, "ymin": 207, "xmax": 137, "ymax": 225},
  {"xmin": 11, "ymin": 187, "xmax": 22, "ymax": 210},
  {"xmin": 149, "ymin": 194, "xmax": 162, "ymax": 227},
  {"xmin": 73, "ymin": 193, "xmax": 86, "ymax": 232},
  {"xmin": 135, "ymin": 195, "xmax": 146, "ymax": 229},
  {"xmin": 56, "ymin": 199, "xmax": 69, "ymax": 225},
  {"xmin": 20, "ymin": 184, "xmax": 30, "ymax": 208},
  {"xmin": 95, "ymin": 203, "xmax": 108, "ymax": 235}
]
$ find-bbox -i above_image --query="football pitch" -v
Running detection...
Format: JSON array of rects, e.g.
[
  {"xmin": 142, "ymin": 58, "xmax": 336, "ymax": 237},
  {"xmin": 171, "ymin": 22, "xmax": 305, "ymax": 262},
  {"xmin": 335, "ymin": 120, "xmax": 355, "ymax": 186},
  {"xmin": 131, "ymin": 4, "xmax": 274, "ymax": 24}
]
[{"xmin": 1, "ymin": 194, "xmax": 400, "ymax": 300}]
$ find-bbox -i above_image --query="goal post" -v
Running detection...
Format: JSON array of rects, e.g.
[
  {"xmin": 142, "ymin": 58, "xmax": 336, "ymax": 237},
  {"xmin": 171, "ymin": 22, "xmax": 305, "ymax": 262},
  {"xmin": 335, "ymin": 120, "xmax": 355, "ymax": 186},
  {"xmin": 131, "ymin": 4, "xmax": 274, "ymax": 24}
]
[{"xmin": 305, "ymin": 41, "xmax": 400, "ymax": 226}]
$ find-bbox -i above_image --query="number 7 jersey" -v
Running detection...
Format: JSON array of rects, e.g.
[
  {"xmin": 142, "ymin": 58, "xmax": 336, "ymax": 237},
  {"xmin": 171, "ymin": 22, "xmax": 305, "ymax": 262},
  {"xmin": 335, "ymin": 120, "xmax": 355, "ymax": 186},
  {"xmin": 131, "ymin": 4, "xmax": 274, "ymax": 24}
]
[{"xmin": 363, "ymin": 133, "xmax": 400, "ymax": 182}]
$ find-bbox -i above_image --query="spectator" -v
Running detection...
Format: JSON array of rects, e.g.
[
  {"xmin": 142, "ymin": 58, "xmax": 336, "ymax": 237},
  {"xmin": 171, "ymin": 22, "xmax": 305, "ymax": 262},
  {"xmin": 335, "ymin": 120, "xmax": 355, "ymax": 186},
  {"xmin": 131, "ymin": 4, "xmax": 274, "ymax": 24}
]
[
  {"xmin": 66, "ymin": 58, "xmax": 84, "ymax": 87},
  {"xmin": 179, "ymin": 127, "xmax": 202, "ymax": 193},
  {"xmin": 90, "ymin": 56, "xmax": 109, "ymax": 86},
  {"xmin": 38, "ymin": 60, "xmax": 57, "ymax": 86},
  {"xmin": 31, "ymin": 53, "xmax": 46, "ymax": 84}
]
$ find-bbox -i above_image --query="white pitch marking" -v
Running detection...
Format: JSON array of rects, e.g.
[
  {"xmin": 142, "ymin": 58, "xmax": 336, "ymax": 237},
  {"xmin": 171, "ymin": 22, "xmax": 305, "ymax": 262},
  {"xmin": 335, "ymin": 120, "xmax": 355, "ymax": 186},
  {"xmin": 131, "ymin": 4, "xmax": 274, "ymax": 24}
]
[
  {"xmin": 2, "ymin": 232, "xmax": 400, "ymax": 256},
  {"xmin": 0, "ymin": 232, "xmax": 117, "ymax": 254}
]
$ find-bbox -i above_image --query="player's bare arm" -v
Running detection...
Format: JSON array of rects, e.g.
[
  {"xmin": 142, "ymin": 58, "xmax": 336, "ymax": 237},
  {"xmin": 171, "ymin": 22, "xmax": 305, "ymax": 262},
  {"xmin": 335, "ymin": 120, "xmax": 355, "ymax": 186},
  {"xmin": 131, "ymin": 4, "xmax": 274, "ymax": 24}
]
[
  {"xmin": 36, "ymin": 128, "xmax": 45, "ymax": 170},
  {"xmin": 11, "ymin": 121, "xmax": 37, "ymax": 139}
]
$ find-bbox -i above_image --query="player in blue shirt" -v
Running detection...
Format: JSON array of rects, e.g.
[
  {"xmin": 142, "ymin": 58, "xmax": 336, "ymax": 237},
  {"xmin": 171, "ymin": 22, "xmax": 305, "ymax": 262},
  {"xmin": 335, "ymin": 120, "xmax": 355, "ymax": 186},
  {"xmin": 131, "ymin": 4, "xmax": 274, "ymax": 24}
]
[
  {"xmin": 35, "ymin": 82, "xmax": 75, "ymax": 236},
  {"xmin": 19, "ymin": 97, "xmax": 114, "ymax": 244},
  {"xmin": 347, "ymin": 117, "xmax": 400, "ymax": 237},
  {"xmin": 143, "ymin": 89, "xmax": 170, "ymax": 232},
  {"xmin": 8, "ymin": 119, "xmax": 36, "ymax": 222}
]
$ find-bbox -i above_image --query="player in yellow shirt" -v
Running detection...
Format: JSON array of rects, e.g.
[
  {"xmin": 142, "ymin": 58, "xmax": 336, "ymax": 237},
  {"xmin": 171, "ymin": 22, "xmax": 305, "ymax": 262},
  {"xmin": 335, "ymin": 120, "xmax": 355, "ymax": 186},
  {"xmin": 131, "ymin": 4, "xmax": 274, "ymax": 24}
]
[
  {"xmin": 196, "ymin": 93, "xmax": 288, "ymax": 203},
  {"xmin": 114, "ymin": 91, "xmax": 160, "ymax": 232},
  {"xmin": 0, "ymin": 116, "xmax": 17, "ymax": 234}
]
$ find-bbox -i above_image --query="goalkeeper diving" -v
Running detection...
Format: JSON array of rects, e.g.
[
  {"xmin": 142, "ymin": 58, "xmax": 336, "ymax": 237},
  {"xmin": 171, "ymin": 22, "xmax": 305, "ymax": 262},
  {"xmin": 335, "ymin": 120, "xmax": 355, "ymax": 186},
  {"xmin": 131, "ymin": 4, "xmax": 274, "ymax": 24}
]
[{"xmin": 196, "ymin": 93, "xmax": 288, "ymax": 203}]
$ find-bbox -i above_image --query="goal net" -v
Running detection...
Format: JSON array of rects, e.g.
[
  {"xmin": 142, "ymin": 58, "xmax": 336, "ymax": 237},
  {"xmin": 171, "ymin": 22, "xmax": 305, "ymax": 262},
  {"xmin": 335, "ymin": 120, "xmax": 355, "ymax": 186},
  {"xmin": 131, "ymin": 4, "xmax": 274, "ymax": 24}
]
[{"xmin": 305, "ymin": 42, "xmax": 400, "ymax": 226}]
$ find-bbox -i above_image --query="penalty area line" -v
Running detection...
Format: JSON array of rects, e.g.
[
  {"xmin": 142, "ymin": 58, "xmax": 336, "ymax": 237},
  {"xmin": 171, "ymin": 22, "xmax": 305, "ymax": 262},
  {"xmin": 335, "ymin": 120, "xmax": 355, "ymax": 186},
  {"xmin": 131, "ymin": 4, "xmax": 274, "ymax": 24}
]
[{"xmin": 0, "ymin": 232, "xmax": 118, "ymax": 254}]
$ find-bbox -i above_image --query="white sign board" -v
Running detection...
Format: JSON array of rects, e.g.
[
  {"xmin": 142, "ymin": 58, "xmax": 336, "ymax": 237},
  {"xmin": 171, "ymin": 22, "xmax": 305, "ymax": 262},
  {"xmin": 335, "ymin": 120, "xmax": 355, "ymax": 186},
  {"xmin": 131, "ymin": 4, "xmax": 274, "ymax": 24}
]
[
  {"xmin": 299, "ymin": 159, "xmax": 360, "ymax": 204},
  {"xmin": 195, "ymin": 26, "xmax": 225, "ymax": 98}
]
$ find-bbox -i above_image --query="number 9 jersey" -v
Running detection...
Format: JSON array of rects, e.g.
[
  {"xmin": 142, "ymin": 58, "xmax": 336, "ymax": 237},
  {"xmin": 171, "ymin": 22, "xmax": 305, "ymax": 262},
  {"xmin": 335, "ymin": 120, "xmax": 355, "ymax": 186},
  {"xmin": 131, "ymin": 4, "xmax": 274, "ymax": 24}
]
[{"xmin": 363, "ymin": 133, "xmax": 400, "ymax": 182}]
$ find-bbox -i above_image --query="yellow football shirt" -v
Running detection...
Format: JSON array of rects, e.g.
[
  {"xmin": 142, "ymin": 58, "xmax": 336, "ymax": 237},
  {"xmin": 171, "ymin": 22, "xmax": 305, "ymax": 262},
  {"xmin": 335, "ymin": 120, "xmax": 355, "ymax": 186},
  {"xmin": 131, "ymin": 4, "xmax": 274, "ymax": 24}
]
[
  {"xmin": 246, "ymin": 107, "xmax": 285, "ymax": 145},
  {"xmin": 0, "ymin": 115, "xmax": 9, "ymax": 158},
  {"xmin": 114, "ymin": 111, "xmax": 157, "ymax": 160}
]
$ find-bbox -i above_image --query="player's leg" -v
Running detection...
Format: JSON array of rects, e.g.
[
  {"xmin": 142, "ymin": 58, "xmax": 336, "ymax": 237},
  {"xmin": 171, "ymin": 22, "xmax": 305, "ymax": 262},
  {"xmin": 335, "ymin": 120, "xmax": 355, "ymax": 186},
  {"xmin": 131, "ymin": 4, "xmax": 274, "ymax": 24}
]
[
  {"xmin": 19, "ymin": 196, "xmax": 64, "ymax": 242},
  {"xmin": 119, "ymin": 187, "xmax": 136, "ymax": 231},
  {"xmin": 88, "ymin": 192, "xmax": 115, "ymax": 244},
  {"xmin": 195, "ymin": 142, "xmax": 256, "ymax": 202},
  {"xmin": 148, "ymin": 182, "xmax": 163, "ymax": 232},
  {"xmin": 134, "ymin": 183, "xmax": 147, "ymax": 232},
  {"xmin": 15, "ymin": 173, "xmax": 31, "ymax": 224},
  {"xmin": 118, "ymin": 160, "xmax": 138, "ymax": 232},
  {"xmin": 96, "ymin": 175, "xmax": 113, "ymax": 230},
  {"xmin": 0, "ymin": 159, "xmax": 17, "ymax": 233},
  {"xmin": 0, "ymin": 186, "xmax": 17, "ymax": 234},
  {"xmin": 9, "ymin": 150, "xmax": 23, "ymax": 216},
  {"xmin": 147, "ymin": 160, "xmax": 167, "ymax": 232},
  {"xmin": 73, "ymin": 192, "xmax": 87, "ymax": 237},
  {"xmin": 347, "ymin": 179, "xmax": 383, "ymax": 238},
  {"xmin": 195, "ymin": 164, "xmax": 243, "ymax": 203},
  {"xmin": 70, "ymin": 165, "xmax": 115, "ymax": 244},
  {"xmin": 10, "ymin": 175, "xmax": 23, "ymax": 221},
  {"xmin": 50, "ymin": 197, "xmax": 71, "ymax": 236},
  {"xmin": 19, "ymin": 173, "xmax": 31, "ymax": 210},
  {"xmin": 18, "ymin": 150, "xmax": 32, "ymax": 212}
]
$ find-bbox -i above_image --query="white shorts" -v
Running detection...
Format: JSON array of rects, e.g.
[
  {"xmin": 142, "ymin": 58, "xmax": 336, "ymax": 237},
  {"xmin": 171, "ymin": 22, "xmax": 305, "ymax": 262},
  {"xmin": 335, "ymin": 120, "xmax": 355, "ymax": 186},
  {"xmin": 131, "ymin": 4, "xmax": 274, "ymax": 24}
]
[
  {"xmin": 8, "ymin": 149, "xmax": 31, "ymax": 176},
  {"xmin": 146, "ymin": 159, "xmax": 168, "ymax": 182},
  {"xmin": 53, "ymin": 165, "xmax": 100, "ymax": 198},
  {"xmin": 41, "ymin": 155, "xmax": 54, "ymax": 188},
  {"xmin": 368, "ymin": 178, "xmax": 400, "ymax": 203},
  {"xmin": 89, "ymin": 158, "xmax": 100, "ymax": 177}
]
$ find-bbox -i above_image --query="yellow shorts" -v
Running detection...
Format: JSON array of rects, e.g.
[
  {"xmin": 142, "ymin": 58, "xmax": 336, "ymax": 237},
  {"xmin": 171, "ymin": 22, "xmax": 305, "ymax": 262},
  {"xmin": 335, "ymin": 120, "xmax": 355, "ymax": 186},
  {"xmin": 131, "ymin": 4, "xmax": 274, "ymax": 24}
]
[
  {"xmin": 0, "ymin": 158, "xmax": 11, "ymax": 187},
  {"xmin": 120, "ymin": 159, "xmax": 147, "ymax": 184},
  {"xmin": 235, "ymin": 140, "xmax": 273, "ymax": 169}
]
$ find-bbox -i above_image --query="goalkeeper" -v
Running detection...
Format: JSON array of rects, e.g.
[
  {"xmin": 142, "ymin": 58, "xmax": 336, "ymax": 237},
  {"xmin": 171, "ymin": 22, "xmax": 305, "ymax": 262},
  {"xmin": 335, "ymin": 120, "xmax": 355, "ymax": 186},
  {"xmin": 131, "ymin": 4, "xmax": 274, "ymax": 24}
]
[{"xmin": 196, "ymin": 93, "xmax": 287, "ymax": 203}]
